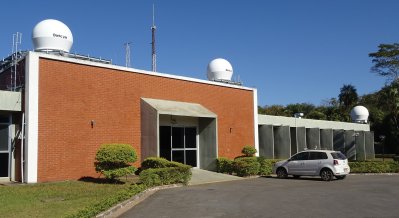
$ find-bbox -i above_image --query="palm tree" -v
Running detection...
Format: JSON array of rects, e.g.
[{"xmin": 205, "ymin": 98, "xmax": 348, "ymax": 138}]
[{"xmin": 338, "ymin": 84, "xmax": 358, "ymax": 110}]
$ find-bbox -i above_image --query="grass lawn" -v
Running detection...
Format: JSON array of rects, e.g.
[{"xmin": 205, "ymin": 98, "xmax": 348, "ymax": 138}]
[{"xmin": 0, "ymin": 177, "xmax": 140, "ymax": 218}]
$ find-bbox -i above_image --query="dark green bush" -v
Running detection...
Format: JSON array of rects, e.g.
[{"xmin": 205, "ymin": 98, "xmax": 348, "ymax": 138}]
[
  {"xmin": 394, "ymin": 156, "xmax": 399, "ymax": 162},
  {"xmin": 139, "ymin": 158, "xmax": 192, "ymax": 186},
  {"xmin": 241, "ymin": 145, "xmax": 257, "ymax": 157},
  {"xmin": 141, "ymin": 157, "xmax": 172, "ymax": 169},
  {"xmin": 349, "ymin": 161, "xmax": 399, "ymax": 173},
  {"xmin": 95, "ymin": 144, "xmax": 137, "ymax": 180},
  {"xmin": 234, "ymin": 157, "xmax": 260, "ymax": 177},
  {"xmin": 216, "ymin": 157, "xmax": 234, "ymax": 174},
  {"xmin": 257, "ymin": 157, "xmax": 281, "ymax": 176}
]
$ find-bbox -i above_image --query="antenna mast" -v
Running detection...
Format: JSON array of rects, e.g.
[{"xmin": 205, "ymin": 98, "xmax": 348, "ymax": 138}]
[
  {"xmin": 11, "ymin": 32, "xmax": 22, "ymax": 91},
  {"xmin": 151, "ymin": 4, "xmax": 157, "ymax": 72},
  {"xmin": 124, "ymin": 42, "xmax": 131, "ymax": 67}
]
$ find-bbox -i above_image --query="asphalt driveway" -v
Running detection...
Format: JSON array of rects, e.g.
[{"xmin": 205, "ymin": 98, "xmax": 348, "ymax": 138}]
[{"xmin": 119, "ymin": 175, "xmax": 399, "ymax": 218}]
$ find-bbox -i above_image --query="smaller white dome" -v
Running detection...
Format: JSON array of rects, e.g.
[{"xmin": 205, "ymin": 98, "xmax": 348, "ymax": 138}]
[
  {"xmin": 350, "ymin": 105, "xmax": 369, "ymax": 124},
  {"xmin": 32, "ymin": 19, "xmax": 73, "ymax": 53},
  {"xmin": 207, "ymin": 58, "xmax": 233, "ymax": 81}
]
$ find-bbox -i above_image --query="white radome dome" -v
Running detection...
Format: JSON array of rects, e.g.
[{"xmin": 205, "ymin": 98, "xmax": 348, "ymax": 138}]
[
  {"xmin": 207, "ymin": 58, "xmax": 233, "ymax": 81},
  {"xmin": 32, "ymin": 19, "xmax": 73, "ymax": 53},
  {"xmin": 350, "ymin": 105, "xmax": 369, "ymax": 124}
]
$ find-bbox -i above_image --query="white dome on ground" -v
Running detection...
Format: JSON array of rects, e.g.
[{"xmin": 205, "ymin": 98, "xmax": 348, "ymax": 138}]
[
  {"xmin": 207, "ymin": 58, "xmax": 233, "ymax": 81},
  {"xmin": 350, "ymin": 105, "xmax": 369, "ymax": 124},
  {"xmin": 32, "ymin": 19, "xmax": 73, "ymax": 53}
]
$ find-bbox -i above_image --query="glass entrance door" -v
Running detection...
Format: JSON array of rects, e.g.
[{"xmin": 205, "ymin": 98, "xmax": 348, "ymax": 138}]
[
  {"xmin": 159, "ymin": 126, "xmax": 197, "ymax": 167},
  {"xmin": 0, "ymin": 124, "xmax": 9, "ymax": 177}
]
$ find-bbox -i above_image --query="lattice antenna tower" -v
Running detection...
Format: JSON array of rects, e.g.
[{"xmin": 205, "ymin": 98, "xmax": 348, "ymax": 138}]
[
  {"xmin": 124, "ymin": 42, "xmax": 132, "ymax": 67},
  {"xmin": 11, "ymin": 32, "xmax": 22, "ymax": 91},
  {"xmin": 151, "ymin": 4, "xmax": 157, "ymax": 72}
]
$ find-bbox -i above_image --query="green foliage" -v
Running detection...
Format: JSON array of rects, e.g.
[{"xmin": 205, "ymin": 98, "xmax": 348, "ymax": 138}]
[
  {"xmin": 234, "ymin": 157, "xmax": 260, "ymax": 177},
  {"xmin": 67, "ymin": 184, "xmax": 146, "ymax": 218},
  {"xmin": 141, "ymin": 157, "xmax": 172, "ymax": 169},
  {"xmin": 349, "ymin": 161, "xmax": 399, "ymax": 173},
  {"xmin": 257, "ymin": 157, "xmax": 281, "ymax": 176},
  {"xmin": 338, "ymin": 84, "xmax": 358, "ymax": 110},
  {"xmin": 306, "ymin": 110, "xmax": 327, "ymax": 120},
  {"xmin": 369, "ymin": 43, "xmax": 399, "ymax": 81},
  {"xmin": 95, "ymin": 144, "xmax": 138, "ymax": 180},
  {"xmin": 139, "ymin": 158, "xmax": 192, "ymax": 186},
  {"xmin": 216, "ymin": 157, "xmax": 234, "ymax": 174},
  {"xmin": 95, "ymin": 144, "xmax": 137, "ymax": 163},
  {"xmin": 241, "ymin": 145, "xmax": 257, "ymax": 157}
]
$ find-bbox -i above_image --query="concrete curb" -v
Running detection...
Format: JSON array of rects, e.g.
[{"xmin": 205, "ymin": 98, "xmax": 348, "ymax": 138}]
[{"xmin": 96, "ymin": 184, "xmax": 182, "ymax": 218}]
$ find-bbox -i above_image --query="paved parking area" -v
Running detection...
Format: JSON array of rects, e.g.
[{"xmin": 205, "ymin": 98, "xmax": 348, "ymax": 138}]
[{"xmin": 119, "ymin": 175, "xmax": 399, "ymax": 218}]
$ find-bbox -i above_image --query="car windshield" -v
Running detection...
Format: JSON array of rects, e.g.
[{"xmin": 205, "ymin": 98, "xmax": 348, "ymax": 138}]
[{"xmin": 331, "ymin": 152, "xmax": 347, "ymax": 160}]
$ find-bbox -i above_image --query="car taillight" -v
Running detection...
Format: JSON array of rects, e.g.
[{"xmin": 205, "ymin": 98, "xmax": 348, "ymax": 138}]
[{"xmin": 333, "ymin": 160, "xmax": 339, "ymax": 165}]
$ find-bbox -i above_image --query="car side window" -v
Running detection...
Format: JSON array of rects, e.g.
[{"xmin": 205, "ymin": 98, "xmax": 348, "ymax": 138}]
[
  {"xmin": 309, "ymin": 152, "xmax": 328, "ymax": 160},
  {"xmin": 291, "ymin": 152, "xmax": 309, "ymax": 161}
]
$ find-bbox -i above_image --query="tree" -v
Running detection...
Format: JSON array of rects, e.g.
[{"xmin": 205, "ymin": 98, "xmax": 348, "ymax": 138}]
[
  {"xmin": 369, "ymin": 43, "xmax": 399, "ymax": 82},
  {"xmin": 95, "ymin": 144, "xmax": 137, "ymax": 181},
  {"xmin": 338, "ymin": 84, "xmax": 358, "ymax": 110}
]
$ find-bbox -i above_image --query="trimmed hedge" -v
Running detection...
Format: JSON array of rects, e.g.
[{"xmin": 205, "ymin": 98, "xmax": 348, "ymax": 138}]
[
  {"xmin": 139, "ymin": 157, "xmax": 192, "ymax": 186},
  {"xmin": 234, "ymin": 157, "xmax": 260, "ymax": 177},
  {"xmin": 216, "ymin": 157, "xmax": 234, "ymax": 174},
  {"xmin": 349, "ymin": 161, "xmax": 399, "ymax": 173},
  {"xmin": 216, "ymin": 157, "xmax": 282, "ymax": 177},
  {"xmin": 141, "ymin": 157, "xmax": 173, "ymax": 169},
  {"xmin": 242, "ymin": 145, "xmax": 257, "ymax": 157},
  {"xmin": 95, "ymin": 144, "xmax": 137, "ymax": 180},
  {"xmin": 258, "ymin": 157, "xmax": 281, "ymax": 176}
]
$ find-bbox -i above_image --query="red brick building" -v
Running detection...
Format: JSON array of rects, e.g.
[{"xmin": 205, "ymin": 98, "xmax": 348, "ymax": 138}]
[{"xmin": 0, "ymin": 52, "xmax": 258, "ymax": 183}]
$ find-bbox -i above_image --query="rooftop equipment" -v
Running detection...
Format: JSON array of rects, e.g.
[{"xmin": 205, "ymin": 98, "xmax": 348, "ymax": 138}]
[
  {"xmin": 350, "ymin": 105, "xmax": 369, "ymax": 124},
  {"xmin": 32, "ymin": 19, "xmax": 73, "ymax": 53}
]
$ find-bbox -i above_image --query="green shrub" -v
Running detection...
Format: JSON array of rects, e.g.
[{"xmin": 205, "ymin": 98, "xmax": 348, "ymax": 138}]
[
  {"xmin": 394, "ymin": 156, "xmax": 399, "ymax": 162},
  {"xmin": 241, "ymin": 145, "xmax": 257, "ymax": 157},
  {"xmin": 234, "ymin": 157, "xmax": 260, "ymax": 177},
  {"xmin": 139, "ymin": 158, "xmax": 192, "ymax": 186},
  {"xmin": 216, "ymin": 157, "xmax": 234, "ymax": 174},
  {"xmin": 95, "ymin": 144, "xmax": 137, "ymax": 180},
  {"xmin": 141, "ymin": 157, "xmax": 172, "ymax": 169},
  {"xmin": 67, "ymin": 184, "xmax": 146, "ymax": 218},
  {"xmin": 257, "ymin": 157, "xmax": 281, "ymax": 176},
  {"xmin": 349, "ymin": 161, "xmax": 399, "ymax": 173}
]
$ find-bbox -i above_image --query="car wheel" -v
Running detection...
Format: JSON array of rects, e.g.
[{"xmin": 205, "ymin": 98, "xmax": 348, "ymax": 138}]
[
  {"xmin": 276, "ymin": 168, "xmax": 288, "ymax": 179},
  {"xmin": 336, "ymin": 175, "xmax": 346, "ymax": 180},
  {"xmin": 320, "ymin": 169, "xmax": 334, "ymax": 181},
  {"xmin": 293, "ymin": 175, "xmax": 300, "ymax": 179}
]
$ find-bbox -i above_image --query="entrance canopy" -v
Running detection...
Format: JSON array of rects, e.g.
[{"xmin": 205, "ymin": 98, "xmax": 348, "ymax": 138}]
[{"xmin": 141, "ymin": 98, "xmax": 216, "ymax": 118}]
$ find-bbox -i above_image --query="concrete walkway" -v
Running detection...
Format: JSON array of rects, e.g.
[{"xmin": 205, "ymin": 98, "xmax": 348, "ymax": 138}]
[{"xmin": 189, "ymin": 168, "xmax": 244, "ymax": 185}]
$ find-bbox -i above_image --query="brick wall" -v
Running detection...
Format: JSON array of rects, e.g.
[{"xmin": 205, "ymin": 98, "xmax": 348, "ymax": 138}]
[{"xmin": 37, "ymin": 58, "xmax": 255, "ymax": 182}]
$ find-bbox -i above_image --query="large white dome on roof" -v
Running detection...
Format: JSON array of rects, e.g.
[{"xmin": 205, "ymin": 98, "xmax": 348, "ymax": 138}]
[
  {"xmin": 32, "ymin": 19, "xmax": 73, "ymax": 53},
  {"xmin": 207, "ymin": 58, "xmax": 233, "ymax": 81},
  {"xmin": 350, "ymin": 105, "xmax": 369, "ymax": 124}
]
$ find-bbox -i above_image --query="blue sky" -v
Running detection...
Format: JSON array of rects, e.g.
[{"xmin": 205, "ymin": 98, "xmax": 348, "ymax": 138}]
[{"xmin": 1, "ymin": 1, "xmax": 398, "ymax": 106}]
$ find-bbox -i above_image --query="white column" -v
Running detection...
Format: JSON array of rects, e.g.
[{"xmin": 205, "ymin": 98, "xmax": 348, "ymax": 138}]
[
  {"xmin": 25, "ymin": 52, "xmax": 39, "ymax": 183},
  {"xmin": 253, "ymin": 89, "xmax": 259, "ymax": 156}
]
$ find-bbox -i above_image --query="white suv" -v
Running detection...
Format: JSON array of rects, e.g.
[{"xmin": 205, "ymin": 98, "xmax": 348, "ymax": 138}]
[{"xmin": 272, "ymin": 150, "xmax": 350, "ymax": 181}]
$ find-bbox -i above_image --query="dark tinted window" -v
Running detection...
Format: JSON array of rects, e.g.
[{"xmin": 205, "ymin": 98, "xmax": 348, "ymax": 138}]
[
  {"xmin": 290, "ymin": 152, "xmax": 309, "ymax": 161},
  {"xmin": 331, "ymin": 152, "xmax": 347, "ymax": 160},
  {"xmin": 309, "ymin": 152, "xmax": 328, "ymax": 160}
]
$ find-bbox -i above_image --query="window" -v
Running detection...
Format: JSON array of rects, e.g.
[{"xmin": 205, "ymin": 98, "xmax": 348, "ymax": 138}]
[
  {"xmin": 331, "ymin": 152, "xmax": 347, "ymax": 160},
  {"xmin": 290, "ymin": 152, "xmax": 309, "ymax": 161},
  {"xmin": 309, "ymin": 152, "xmax": 328, "ymax": 160}
]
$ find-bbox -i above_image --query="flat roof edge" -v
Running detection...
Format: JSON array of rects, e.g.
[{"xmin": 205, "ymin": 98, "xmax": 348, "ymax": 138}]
[
  {"xmin": 258, "ymin": 114, "xmax": 370, "ymax": 131},
  {"xmin": 32, "ymin": 51, "xmax": 256, "ymax": 92}
]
